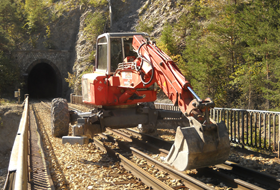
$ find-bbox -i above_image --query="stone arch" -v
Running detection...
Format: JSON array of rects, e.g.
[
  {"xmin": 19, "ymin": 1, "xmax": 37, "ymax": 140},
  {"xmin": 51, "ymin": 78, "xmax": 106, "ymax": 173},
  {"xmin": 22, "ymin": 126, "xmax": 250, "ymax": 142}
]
[{"xmin": 25, "ymin": 59, "xmax": 62, "ymax": 99}]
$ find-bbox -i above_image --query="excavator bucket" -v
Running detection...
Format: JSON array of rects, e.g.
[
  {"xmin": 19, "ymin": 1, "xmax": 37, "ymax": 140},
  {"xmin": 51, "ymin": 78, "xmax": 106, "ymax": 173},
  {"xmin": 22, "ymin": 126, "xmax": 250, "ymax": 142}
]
[{"xmin": 165, "ymin": 117, "xmax": 230, "ymax": 171}]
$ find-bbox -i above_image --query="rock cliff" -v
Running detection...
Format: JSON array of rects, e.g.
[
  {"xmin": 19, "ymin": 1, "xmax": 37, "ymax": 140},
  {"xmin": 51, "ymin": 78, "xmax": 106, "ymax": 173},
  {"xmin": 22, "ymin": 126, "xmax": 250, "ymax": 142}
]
[{"xmin": 19, "ymin": 0, "xmax": 187, "ymax": 96}]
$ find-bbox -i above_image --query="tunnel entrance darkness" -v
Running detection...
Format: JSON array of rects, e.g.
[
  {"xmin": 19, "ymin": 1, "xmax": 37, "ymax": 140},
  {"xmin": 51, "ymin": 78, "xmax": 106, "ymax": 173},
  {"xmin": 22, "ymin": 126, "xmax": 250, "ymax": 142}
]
[{"xmin": 27, "ymin": 62, "xmax": 60, "ymax": 99}]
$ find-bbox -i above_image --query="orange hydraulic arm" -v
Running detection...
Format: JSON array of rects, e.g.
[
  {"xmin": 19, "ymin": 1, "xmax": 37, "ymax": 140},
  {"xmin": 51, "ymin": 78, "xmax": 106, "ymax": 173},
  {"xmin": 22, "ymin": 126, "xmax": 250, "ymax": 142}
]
[{"xmin": 132, "ymin": 35, "xmax": 214, "ymax": 122}]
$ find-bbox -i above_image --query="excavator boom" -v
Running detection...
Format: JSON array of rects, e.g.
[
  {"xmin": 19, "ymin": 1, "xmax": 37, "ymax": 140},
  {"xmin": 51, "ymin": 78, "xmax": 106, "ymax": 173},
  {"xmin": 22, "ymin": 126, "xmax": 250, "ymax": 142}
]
[
  {"xmin": 132, "ymin": 35, "xmax": 193, "ymax": 114},
  {"xmin": 129, "ymin": 35, "xmax": 230, "ymax": 170}
]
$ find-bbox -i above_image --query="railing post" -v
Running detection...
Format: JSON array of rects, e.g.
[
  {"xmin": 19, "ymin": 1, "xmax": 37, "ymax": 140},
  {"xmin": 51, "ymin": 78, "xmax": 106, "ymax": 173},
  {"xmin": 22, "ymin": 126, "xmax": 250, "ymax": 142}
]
[
  {"xmin": 268, "ymin": 114, "xmax": 271, "ymax": 150},
  {"xmin": 219, "ymin": 109, "xmax": 222, "ymax": 122},
  {"xmin": 79, "ymin": 95, "xmax": 82, "ymax": 105},
  {"xmin": 70, "ymin": 93, "xmax": 74, "ymax": 104},
  {"xmin": 237, "ymin": 111, "xmax": 240, "ymax": 145},
  {"xmin": 226, "ymin": 110, "xmax": 229, "ymax": 133},
  {"xmin": 230, "ymin": 110, "xmax": 233, "ymax": 141},
  {"xmin": 259, "ymin": 113, "xmax": 261, "ymax": 148},
  {"xmin": 273, "ymin": 114, "xmax": 276, "ymax": 152},
  {"xmin": 278, "ymin": 115, "xmax": 280, "ymax": 158},
  {"xmin": 264, "ymin": 114, "xmax": 267, "ymax": 149},
  {"xmin": 250, "ymin": 112, "xmax": 253, "ymax": 146},
  {"xmin": 246, "ymin": 111, "xmax": 248, "ymax": 145},
  {"xmin": 241, "ymin": 111, "xmax": 244, "ymax": 147},
  {"xmin": 213, "ymin": 109, "xmax": 216, "ymax": 122},
  {"xmin": 233, "ymin": 111, "xmax": 236, "ymax": 143},
  {"xmin": 254, "ymin": 113, "xmax": 257, "ymax": 147},
  {"xmin": 223, "ymin": 109, "xmax": 225, "ymax": 122}
]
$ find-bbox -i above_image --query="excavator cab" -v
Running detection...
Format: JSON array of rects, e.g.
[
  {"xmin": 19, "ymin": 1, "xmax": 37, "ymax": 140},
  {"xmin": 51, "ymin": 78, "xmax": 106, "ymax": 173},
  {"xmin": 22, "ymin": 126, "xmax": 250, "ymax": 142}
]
[{"xmin": 95, "ymin": 32, "xmax": 148, "ymax": 74}]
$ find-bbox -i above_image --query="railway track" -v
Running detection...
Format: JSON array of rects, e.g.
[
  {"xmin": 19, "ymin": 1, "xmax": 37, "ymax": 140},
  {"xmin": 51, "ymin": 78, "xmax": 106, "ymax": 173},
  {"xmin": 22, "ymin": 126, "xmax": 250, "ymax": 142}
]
[
  {"xmin": 100, "ymin": 128, "xmax": 279, "ymax": 190},
  {"xmin": 37, "ymin": 101, "xmax": 280, "ymax": 189}
]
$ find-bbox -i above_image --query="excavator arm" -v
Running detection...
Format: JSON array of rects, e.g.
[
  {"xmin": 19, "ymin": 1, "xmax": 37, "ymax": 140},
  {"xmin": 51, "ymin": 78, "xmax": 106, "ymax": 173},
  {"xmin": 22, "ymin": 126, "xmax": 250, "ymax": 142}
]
[
  {"xmin": 111, "ymin": 35, "xmax": 230, "ymax": 170},
  {"xmin": 131, "ymin": 35, "xmax": 214, "ymax": 123}
]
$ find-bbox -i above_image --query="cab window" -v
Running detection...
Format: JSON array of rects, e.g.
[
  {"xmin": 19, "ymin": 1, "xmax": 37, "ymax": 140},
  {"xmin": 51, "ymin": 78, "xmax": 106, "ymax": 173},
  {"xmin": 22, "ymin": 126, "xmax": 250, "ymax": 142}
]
[
  {"xmin": 110, "ymin": 38, "xmax": 122, "ymax": 72},
  {"xmin": 97, "ymin": 37, "xmax": 107, "ymax": 70},
  {"xmin": 124, "ymin": 38, "xmax": 137, "ymax": 58}
]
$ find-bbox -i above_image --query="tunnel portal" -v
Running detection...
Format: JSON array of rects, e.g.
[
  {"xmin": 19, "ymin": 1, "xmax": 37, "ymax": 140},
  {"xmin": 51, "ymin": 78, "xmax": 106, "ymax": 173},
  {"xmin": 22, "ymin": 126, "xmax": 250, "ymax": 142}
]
[{"xmin": 27, "ymin": 62, "xmax": 60, "ymax": 99}]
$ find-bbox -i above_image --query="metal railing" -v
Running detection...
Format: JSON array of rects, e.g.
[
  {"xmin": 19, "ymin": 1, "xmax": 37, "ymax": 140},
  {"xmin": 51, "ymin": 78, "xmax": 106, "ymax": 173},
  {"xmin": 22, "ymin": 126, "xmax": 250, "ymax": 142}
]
[
  {"xmin": 211, "ymin": 108, "xmax": 280, "ymax": 157},
  {"xmin": 70, "ymin": 93, "xmax": 94, "ymax": 109},
  {"xmin": 70, "ymin": 94, "xmax": 280, "ymax": 157},
  {"xmin": 155, "ymin": 103, "xmax": 280, "ymax": 157},
  {"xmin": 3, "ymin": 96, "xmax": 29, "ymax": 190}
]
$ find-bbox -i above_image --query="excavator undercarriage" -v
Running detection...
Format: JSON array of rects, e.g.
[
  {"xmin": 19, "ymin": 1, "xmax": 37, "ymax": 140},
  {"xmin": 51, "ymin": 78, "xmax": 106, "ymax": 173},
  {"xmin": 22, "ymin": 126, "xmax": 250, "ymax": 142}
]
[{"xmin": 66, "ymin": 101, "xmax": 230, "ymax": 171}]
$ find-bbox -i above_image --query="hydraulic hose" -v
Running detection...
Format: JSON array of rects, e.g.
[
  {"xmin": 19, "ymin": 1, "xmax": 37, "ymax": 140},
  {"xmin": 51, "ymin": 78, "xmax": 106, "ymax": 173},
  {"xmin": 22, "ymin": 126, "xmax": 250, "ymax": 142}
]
[{"xmin": 136, "ymin": 42, "xmax": 155, "ymax": 86}]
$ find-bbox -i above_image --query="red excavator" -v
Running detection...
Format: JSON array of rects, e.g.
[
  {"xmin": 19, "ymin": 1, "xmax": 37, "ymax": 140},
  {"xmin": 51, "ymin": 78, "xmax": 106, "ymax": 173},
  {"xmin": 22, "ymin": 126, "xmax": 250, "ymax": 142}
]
[{"xmin": 51, "ymin": 32, "xmax": 230, "ymax": 171}]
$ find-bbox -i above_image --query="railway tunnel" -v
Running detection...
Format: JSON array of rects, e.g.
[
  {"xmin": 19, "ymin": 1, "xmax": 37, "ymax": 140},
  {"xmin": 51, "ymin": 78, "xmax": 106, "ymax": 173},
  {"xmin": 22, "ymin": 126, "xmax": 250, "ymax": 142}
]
[{"xmin": 26, "ymin": 60, "xmax": 62, "ymax": 99}]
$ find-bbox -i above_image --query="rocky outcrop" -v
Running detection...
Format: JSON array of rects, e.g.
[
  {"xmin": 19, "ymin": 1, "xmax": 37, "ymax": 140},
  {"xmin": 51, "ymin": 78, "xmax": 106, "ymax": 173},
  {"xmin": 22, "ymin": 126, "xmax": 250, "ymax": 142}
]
[
  {"xmin": 109, "ymin": 0, "xmax": 186, "ymax": 36},
  {"xmin": 110, "ymin": 0, "xmax": 146, "ymax": 32},
  {"xmin": 72, "ymin": 9, "xmax": 96, "ymax": 94},
  {"xmin": 136, "ymin": 0, "xmax": 186, "ymax": 37}
]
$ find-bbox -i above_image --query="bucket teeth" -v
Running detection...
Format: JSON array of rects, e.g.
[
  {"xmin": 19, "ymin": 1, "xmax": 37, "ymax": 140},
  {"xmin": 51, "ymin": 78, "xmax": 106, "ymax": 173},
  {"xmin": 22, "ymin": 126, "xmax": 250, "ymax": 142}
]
[{"xmin": 165, "ymin": 117, "xmax": 230, "ymax": 171}]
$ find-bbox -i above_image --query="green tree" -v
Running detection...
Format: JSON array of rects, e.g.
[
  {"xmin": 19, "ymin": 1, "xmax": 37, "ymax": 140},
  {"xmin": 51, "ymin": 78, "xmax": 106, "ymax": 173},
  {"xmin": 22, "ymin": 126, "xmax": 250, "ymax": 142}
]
[
  {"xmin": 0, "ymin": 0, "xmax": 24, "ymax": 50},
  {"xmin": 234, "ymin": 0, "xmax": 280, "ymax": 109},
  {"xmin": 135, "ymin": 19, "xmax": 153, "ymax": 34},
  {"xmin": 84, "ymin": 11, "xmax": 107, "ymax": 44},
  {"xmin": 0, "ymin": 0, "xmax": 21, "ymax": 95},
  {"xmin": 158, "ymin": 24, "xmax": 178, "ymax": 55},
  {"xmin": 176, "ymin": 0, "xmax": 237, "ymax": 106},
  {"xmin": 0, "ymin": 51, "xmax": 20, "ymax": 95},
  {"xmin": 24, "ymin": 0, "xmax": 47, "ymax": 33},
  {"xmin": 205, "ymin": 2, "xmax": 244, "ymax": 107}
]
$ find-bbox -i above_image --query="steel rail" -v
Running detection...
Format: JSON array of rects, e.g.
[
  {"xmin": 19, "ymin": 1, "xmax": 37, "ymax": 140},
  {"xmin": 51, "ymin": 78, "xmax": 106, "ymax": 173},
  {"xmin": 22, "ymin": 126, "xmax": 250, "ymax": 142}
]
[
  {"xmin": 120, "ymin": 128, "xmax": 172, "ymax": 150},
  {"xmin": 92, "ymin": 137, "xmax": 173, "ymax": 190},
  {"xmin": 129, "ymin": 147, "xmax": 214, "ymax": 190},
  {"xmin": 116, "ymin": 129, "xmax": 169, "ymax": 156},
  {"xmin": 106, "ymin": 128, "xmax": 169, "ymax": 155},
  {"xmin": 222, "ymin": 161, "xmax": 280, "ymax": 189},
  {"xmin": 106, "ymin": 130, "xmax": 246, "ymax": 189},
  {"xmin": 197, "ymin": 167, "xmax": 266, "ymax": 190},
  {"xmin": 119, "ymin": 128, "xmax": 142, "ymax": 138},
  {"xmin": 106, "ymin": 128, "xmax": 133, "ymax": 142},
  {"xmin": 40, "ymin": 101, "xmax": 51, "ymax": 108},
  {"xmin": 99, "ymin": 131, "xmax": 215, "ymax": 189},
  {"xmin": 113, "ymin": 128, "xmax": 280, "ymax": 190}
]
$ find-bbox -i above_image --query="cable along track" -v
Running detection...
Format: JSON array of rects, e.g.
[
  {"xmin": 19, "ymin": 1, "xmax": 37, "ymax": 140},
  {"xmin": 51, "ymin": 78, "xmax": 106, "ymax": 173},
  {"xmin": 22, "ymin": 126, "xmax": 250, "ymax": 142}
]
[{"xmin": 43, "ymin": 102, "xmax": 280, "ymax": 190}]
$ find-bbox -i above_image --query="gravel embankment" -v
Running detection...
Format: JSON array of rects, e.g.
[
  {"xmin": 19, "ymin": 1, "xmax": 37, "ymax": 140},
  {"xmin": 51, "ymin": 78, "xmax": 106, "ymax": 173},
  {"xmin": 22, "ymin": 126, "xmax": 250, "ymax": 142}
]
[
  {"xmin": 33, "ymin": 103, "xmax": 147, "ymax": 189},
  {"xmin": 0, "ymin": 152, "xmax": 10, "ymax": 188}
]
